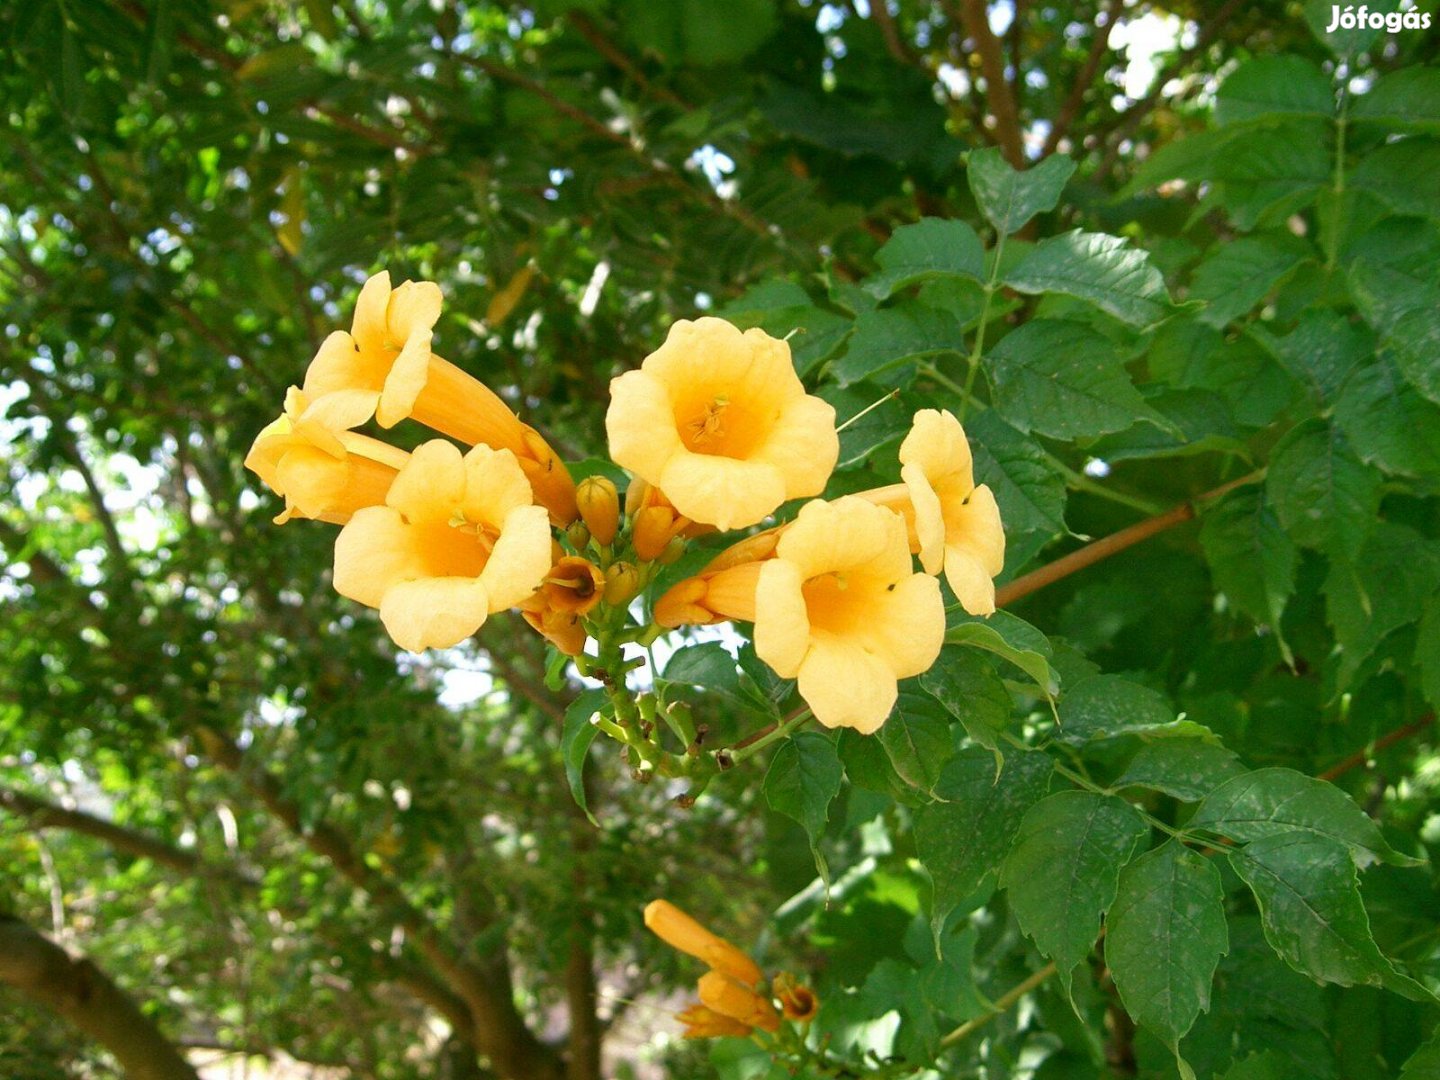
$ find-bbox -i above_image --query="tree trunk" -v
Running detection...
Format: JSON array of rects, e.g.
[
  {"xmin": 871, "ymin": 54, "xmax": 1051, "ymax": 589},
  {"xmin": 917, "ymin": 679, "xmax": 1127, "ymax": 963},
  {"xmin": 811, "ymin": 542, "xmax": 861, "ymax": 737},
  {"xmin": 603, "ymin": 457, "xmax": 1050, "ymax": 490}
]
[{"xmin": 0, "ymin": 917, "xmax": 201, "ymax": 1080}]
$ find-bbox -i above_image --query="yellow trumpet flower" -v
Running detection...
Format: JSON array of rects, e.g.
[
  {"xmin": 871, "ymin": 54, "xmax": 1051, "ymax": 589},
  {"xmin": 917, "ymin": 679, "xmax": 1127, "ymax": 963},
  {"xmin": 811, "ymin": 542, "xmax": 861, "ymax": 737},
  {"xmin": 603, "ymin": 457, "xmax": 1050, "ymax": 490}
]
[
  {"xmin": 244, "ymin": 387, "xmax": 409, "ymax": 525},
  {"xmin": 607, "ymin": 318, "xmax": 838, "ymax": 530},
  {"xmin": 301, "ymin": 270, "xmax": 577, "ymax": 525},
  {"xmin": 332, "ymin": 440, "xmax": 551, "ymax": 653},
  {"xmin": 643, "ymin": 900, "xmax": 764, "ymax": 988}
]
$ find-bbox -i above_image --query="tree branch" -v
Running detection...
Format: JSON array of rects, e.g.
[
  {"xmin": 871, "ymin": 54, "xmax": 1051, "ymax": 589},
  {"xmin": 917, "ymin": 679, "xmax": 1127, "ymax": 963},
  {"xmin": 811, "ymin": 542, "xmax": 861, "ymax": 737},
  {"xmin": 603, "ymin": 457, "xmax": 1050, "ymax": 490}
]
[
  {"xmin": 1041, "ymin": 0, "xmax": 1121, "ymax": 157},
  {"xmin": 0, "ymin": 917, "xmax": 201, "ymax": 1080},
  {"xmin": 952, "ymin": 0, "xmax": 1027, "ymax": 166}
]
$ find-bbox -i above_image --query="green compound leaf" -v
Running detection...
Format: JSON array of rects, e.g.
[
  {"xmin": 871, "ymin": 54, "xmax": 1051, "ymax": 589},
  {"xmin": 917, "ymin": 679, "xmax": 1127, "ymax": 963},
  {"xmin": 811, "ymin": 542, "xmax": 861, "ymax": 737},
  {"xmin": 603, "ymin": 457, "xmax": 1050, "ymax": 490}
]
[
  {"xmin": 920, "ymin": 648, "xmax": 1012, "ymax": 771},
  {"xmin": 1265, "ymin": 418, "xmax": 1381, "ymax": 563},
  {"xmin": 864, "ymin": 217, "xmax": 985, "ymax": 298},
  {"xmin": 1105, "ymin": 842, "xmax": 1228, "ymax": 1077},
  {"xmin": 1351, "ymin": 66, "xmax": 1440, "ymax": 132},
  {"xmin": 1115, "ymin": 740, "xmax": 1246, "ymax": 803},
  {"xmin": 561, "ymin": 688, "xmax": 609, "ymax": 826},
  {"xmin": 879, "ymin": 692, "xmax": 955, "ymax": 797},
  {"xmin": 1053, "ymin": 674, "xmax": 1177, "ymax": 746},
  {"xmin": 945, "ymin": 610, "xmax": 1059, "ymax": 698},
  {"xmin": 1004, "ymin": 231, "xmax": 1173, "ymax": 328},
  {"xmin": 764, "ymin": 731, "xmax": 844, "ymax": 884},
  {"xmin": 1192, "ymin": 767, "xmax": 1423, "ymax": 868},
  {"xmin": 828, "ymin": 302, "xmax": 965, "ymax": 386},
  {"xmin": 915, "ymin": 747, "xmax": 1052, "ymax": 948},
  {"xmin": 1215, "ymin": 55, "xmax": 1335, "ymax": 126},
  {"xmin": 1335, "ymin": 357, "xmax": 1440, "ymax": 481},
  {"xmin": 1198, "ymin": 487, "xmax": 1297, "ymax": 660},
  {"xmin": 986, "ymin": 319, "xmax": 1157, "ymax": 440},
  {"xmin": 966, "ymin": 147, "xmax": 1075, "ymax": 235},
  {"xmin": 1228, "ymin": 832, "xmax": 1433, "ymax": 1000},
  {"xmin": 999, "ymin": 791, "xmax": 1149, "ymax": 995},
  {"xmin": 1187, "ymin": 234, "xmax": 1313, "ymax": 328}
]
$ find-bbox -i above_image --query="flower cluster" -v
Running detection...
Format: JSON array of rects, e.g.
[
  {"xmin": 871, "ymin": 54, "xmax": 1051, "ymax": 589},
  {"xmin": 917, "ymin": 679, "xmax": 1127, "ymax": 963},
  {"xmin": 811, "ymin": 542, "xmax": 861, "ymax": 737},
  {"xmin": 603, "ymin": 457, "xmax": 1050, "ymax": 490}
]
[
  {"xmin": 644, "ymin": 900, "xmax": 816, "ymax": 1039},
  {"xmin": 246, "ymin": 271, "xmax": 1005, "ymax": 734}
]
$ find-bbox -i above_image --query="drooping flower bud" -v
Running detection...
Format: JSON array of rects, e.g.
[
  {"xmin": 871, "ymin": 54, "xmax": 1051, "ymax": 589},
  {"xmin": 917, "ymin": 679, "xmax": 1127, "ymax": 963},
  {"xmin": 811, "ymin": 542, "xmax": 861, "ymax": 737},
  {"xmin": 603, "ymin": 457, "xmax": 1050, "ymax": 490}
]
[
  {"xmin": 643, "ymin": 900, "xmax": 764, "ymax": 987},
  {"xmin": 698, "ymin": 971, "xmax": 780, "ymax": 1033},
  {"xmin": 576, "ymin": 475, "xmax": 620, "ymax": 546},
  {"xmin": 675, "ymin": 1003, "xmax": 752, "ymax": 1039}
]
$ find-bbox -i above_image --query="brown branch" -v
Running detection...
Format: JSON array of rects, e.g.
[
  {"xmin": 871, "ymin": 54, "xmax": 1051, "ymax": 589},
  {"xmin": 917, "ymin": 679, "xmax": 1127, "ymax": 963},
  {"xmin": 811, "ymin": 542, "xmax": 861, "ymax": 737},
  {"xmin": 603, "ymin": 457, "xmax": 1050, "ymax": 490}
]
[
  {"xmin": 994, "ymin": 471, "xmax": 1264, "ymax": 608},
  {"xmin": 0, "ymin": 917, "xmax": 201, "ymax": 1080},
  {"xmin": 566, "ymin": 12, "xmax": 687, "ymax": 108},
  {"xmin": 952, "ymin": 0, "xmax": 1027, "ymax": 166},
  {"xmin": 1041, "ymin": 0, "xmax": 1121, "ymax": 157},
  {"xmin": 0, "ymin": 787, "xmax": 215, "ymax": 879},
  {"xmin": 860, "ymin": 0, "xmax": 917, "ymax": 65},
  {"xmin": 1317, "ymin": 715, "xmax": 1436, "ymax": 783}
]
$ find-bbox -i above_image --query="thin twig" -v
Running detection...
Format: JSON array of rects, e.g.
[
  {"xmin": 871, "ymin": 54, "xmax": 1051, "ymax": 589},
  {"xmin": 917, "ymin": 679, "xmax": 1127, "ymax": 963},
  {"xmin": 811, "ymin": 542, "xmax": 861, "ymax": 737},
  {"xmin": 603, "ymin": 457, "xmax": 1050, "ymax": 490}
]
[{"xmin": 1041, "ymin": 0, "xmax": 1121, "ymax": 157}]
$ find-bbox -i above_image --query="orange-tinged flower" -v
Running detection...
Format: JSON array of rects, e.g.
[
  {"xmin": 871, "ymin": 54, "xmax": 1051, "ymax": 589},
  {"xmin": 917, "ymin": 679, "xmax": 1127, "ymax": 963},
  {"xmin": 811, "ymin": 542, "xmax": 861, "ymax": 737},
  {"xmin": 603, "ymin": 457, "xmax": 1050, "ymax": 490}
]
[
  {"xmin": 520, "ymin": 604, "xmax": 589, "ymax": 656},
  {"xmin": 774, "ymin": 973, "xmax": 818, "ymax": 1022},
  {"xmin": 245, "ymin": 387, "xmax": 409, "ymax": 524},
  {"xmin": 698, "ymin": 971, "xmax": 781, "ymax": 1033},
  {"xmin": 301, "ymin": 270, "xmax": 577, "ymax": 525},
  {"xmin": 675, "ymin": 1003, "xmax": 753, "ymax": 1040},
  {"xmin": 754, "ymin": 497, "xmax": 944, "ymax": 733},
  {"xmin": 644, "ymin": 900, "xmax": 764, "ymax": 988},
  {"xmin": 607, "ymin": 318, "xmax": 838, "ymax": 530},
  {"xmin": 539, "ymin": 556, "xmax": 605, "ymax": 617},
  {"xmin": 653, "ymin": 562, "xmax": 763, "ymax": 628},
  {"xmin": 333, "ymin": 440, "xmax": 551, "ymax": 653},
  {"xmin": 896, "ymin": 409, "xmax": 1005, "ymax": 616}
]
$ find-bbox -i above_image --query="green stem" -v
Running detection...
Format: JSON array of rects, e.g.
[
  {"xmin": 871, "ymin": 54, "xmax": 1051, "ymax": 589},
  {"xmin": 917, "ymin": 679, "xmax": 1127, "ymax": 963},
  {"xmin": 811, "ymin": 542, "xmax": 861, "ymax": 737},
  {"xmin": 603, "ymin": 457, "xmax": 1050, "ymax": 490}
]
[
  {"xmin": 959, "ymin": 231, "xmax": 1006, "ymax": 421},
  {"xmin": 918, "ymin": 362, "xmax": 969, "ymax": 399},
  {"xmin": 728, "ymin": 709, "xmax": 813, "ymax": 763}
]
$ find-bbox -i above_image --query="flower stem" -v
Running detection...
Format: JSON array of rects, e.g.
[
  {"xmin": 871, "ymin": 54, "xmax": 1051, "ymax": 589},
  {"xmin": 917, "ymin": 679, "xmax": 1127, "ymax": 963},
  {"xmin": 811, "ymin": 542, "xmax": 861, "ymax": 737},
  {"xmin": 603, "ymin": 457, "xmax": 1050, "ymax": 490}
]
[{"xmin": 728, "ymin": 709, "xmax": 813, "ymax": 763}]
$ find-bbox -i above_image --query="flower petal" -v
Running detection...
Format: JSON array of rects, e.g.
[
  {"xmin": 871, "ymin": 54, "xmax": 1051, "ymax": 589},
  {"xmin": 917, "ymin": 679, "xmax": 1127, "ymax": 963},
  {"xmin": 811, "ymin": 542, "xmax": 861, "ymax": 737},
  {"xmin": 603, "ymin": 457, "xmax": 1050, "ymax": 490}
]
[
  {"xmin": 302, "ymin": 330, "xmax": 373, "ymax": 399},
  {"xmin": 901, "ymin": 462, "xmax": 945, "ymax": 575},
  {"xmin": 774, "ymin": 497, "xmax": 892, "ymax": 581},
  {"xmin": 860, "ymin": 572, "xmax": 944, "ymax": 678},
  {"xmin": 946, "ymin": 483, "xmax": 1006, "ymax": 576},
  {"xmin": 387, "ymin": 280, "xmax": 443, "ymax": 342},
  {"xmin": 350, "ymin": 271, "xmax": 392, "ymax": 353},
  {"xmin": 606, "ymin": 369, "xmax": 682, "ymax": 483},
  {"xmin": 751, "ymin": 394, "xmax": 838, "ymax": 500},
  {"xmin": 753, "ymin": 559, "xmax": 809, "ymax": 678},
  {"xmin": 658, "ymin": 453, "xmax": 786, "ymax": 532},
  {"xmin": 480, "ymin": 504, "xmax": 552, "ymax": 611},
  {"xmin": 797, "ymin": 635, "xmax": 898, "ymax": 734},
  {"xmin": 899, "ymin": 408, "xmax": 974, "ymax": 495},
  {"xmin": 944, "ymin": 547, "xmax": 997, "ymax": 615},
  {"xmin": 386, "ymin": 440, "xmax": 466, "ymax": 525},
  {"xmin": 461, "ymin": 445, "xmax": 534, "ymax": 526},
  {"xmin": 377, "ymin": 329, "xmax": 433, "ymax": 428},
  {"xmin": 379, "ymin": 576, "xmax": 492, "ymax": 652},
  {"xmin": 333, "ymin": 506, "xmax": 424, "ymax": 608}
]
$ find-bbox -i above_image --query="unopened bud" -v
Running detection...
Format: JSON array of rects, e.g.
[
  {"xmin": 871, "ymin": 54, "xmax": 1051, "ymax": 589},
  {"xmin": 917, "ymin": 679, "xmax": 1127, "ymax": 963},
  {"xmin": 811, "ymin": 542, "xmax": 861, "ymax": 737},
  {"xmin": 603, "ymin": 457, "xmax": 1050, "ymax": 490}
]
[
  {"xmin": 604, "ymin": 561, "xmax": 643, "ymax": 606},
  {"xmin": 659, "ymin": 536, "xmax": 687, "ymax": 564},
  {"xmin": 633, "ymin": 505, "xmax": 679, "ymax": 561},
  {"xmin": 576, "ymin": 475, "xmax": 620, "ymax": 545},
  {"xmin": 566, "ymin": 520, "xmax": 591, "ymax": 550}
]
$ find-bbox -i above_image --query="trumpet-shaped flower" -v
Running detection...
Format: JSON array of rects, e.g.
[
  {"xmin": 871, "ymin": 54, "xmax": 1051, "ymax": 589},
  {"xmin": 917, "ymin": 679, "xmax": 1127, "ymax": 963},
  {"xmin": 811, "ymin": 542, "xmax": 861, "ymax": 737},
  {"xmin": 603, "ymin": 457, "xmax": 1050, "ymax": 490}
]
[
  {"xmin": 643, "ymin": 900, "xmax": 764, "ymax": 987},
  {"xmin": 302, "ymin": 271, "xmax": 577, "ymax": 524},
  {"xmin": 607, "ymin": 318, "xmax": 838, "ymax": 530},
  {"xmin": 754, "ymin": 497, "xmax": 944, "ymax": 733},
  {"xmin": 895, "ymin": 409, "xmax": 1005, "ymax": 615},
  {"xmin": 333, "ymin": 440, "xmax": 551, "ymax": 653},
  {"xmin": 245, "ymin": 387, "xmax": 409, "ymax": 524},
  {"xmin": 697, "ymin": 971, "xmax": 780, "ymax": 1033}
]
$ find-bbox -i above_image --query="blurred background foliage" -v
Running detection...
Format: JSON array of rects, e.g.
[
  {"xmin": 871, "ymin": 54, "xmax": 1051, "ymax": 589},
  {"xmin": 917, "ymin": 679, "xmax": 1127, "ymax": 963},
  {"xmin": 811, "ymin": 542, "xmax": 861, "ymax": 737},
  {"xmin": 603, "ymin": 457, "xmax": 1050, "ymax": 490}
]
[{"xmin": 1, "ymin": 0, "xmax": 1439, "ymax": 1078}]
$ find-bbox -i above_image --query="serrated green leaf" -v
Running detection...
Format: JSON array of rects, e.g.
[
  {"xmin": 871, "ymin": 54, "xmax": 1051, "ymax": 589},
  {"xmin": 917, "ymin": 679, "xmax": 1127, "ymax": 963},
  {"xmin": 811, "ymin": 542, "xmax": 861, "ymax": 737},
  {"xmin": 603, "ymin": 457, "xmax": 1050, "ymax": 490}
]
[
  {"xmin": 1335, "ymin": 358, "xmax": 1440, "ymax": 480},
  {"xmin": 915, "ymin": 747, "xmax": 1052, "ymax": 945},
  {"xmin": 1192, "ymin": 767, "xmax": 1422, "ymax": 867},
  {"xmin": 1216, "ymin": 55, "xmax": 1334, "ymax": 125},
  {"xmin": 865, "ymin": 218, "xmax": 984, "ymax": 298},
  {"xmin": 717, "ymin": 281, "xmax": 853, "ymax": 378},
  {"xmin": 1188, "ymin": 235, "xmax": 1313, "ymax": 328},
  {"xmin": 1005, "ymin": 231, "xmax": 1172, "ymax": 328},
  {"xmin": 1228, "ymin": 832, "xmax": 1432, "ymax": 999},
  {"xmin": 1115, "ymin": 740, "xmax": 1246, "ymax": 802},
  {"xmin": 1323, "ymin": 522, "xmax": 1440, "ymax": 687},
  {"xmin": 561, "ymin": 689, "xmax": 609, "ymax": 826},
  {"xmin": 1106, "ymin": 842, "xmax": 1228, "ymax": 1067},
  {"xmin": 1265, "ymin": 419, "xmax": 1380, "ymax": 562},
  {"xmin": 1198, "ymin": 488, "xmax": 1297, "ymax": 658},
  {"xmin": 838, "ymin": 727, "xmax": 918, "ymax": 805},
  {"xmin": 987, "ymin": 319, "xmax": 1155, "ymax": 439},
  {"xmin": 878, "ymin": 692, "xmax": 955, "ymax": 796},
  {"xmin": 920, "ymin": 649, "xmax": 1011, "ymax": 769},
  {"xmin": 1000, "ymin": 791, "xmax": 1149, "ymax": 994},
  {"xmin": 829, "ymin": 303, "xmax": 963, "ymax": 386},
  {"xmin": 967, "ymin": 409, "xmax": 1067, "ymax": 544},
  {"xmin": 1352, "ymin": 66, "xmax": 1440, "ymax": 132},
  {"xmin": 966, "ymin": 147, "xmax": 1075, "ymax": 235},
  {"xmin": 1304, "ymin": 0, "xmax": 1402, "ymax": 55},
  {"xmin": 1388, "ymin": 304, "xmax": 1440, "ymax": 405},
  {"xmin": 1054, "ymin": 674, "xmax": 1176, "ymax": 746},
  {"xmin": 663, "ymin": 641, "xmax": 766, "ymax": 715},
  {"xmin": 1252, "ymin": 309, "xmax": 1368, "ymax": 406},
  {"xmin": 764, "ymin": 731, "xmax": 843, "ymax": 883},
  {"xmin": 945, "ymin": 610, "xmax": 1059, "ymax": 697},
  {"xmin": 1351, "ymin": 138, "xmax": 1440, "ymax": 220}
]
